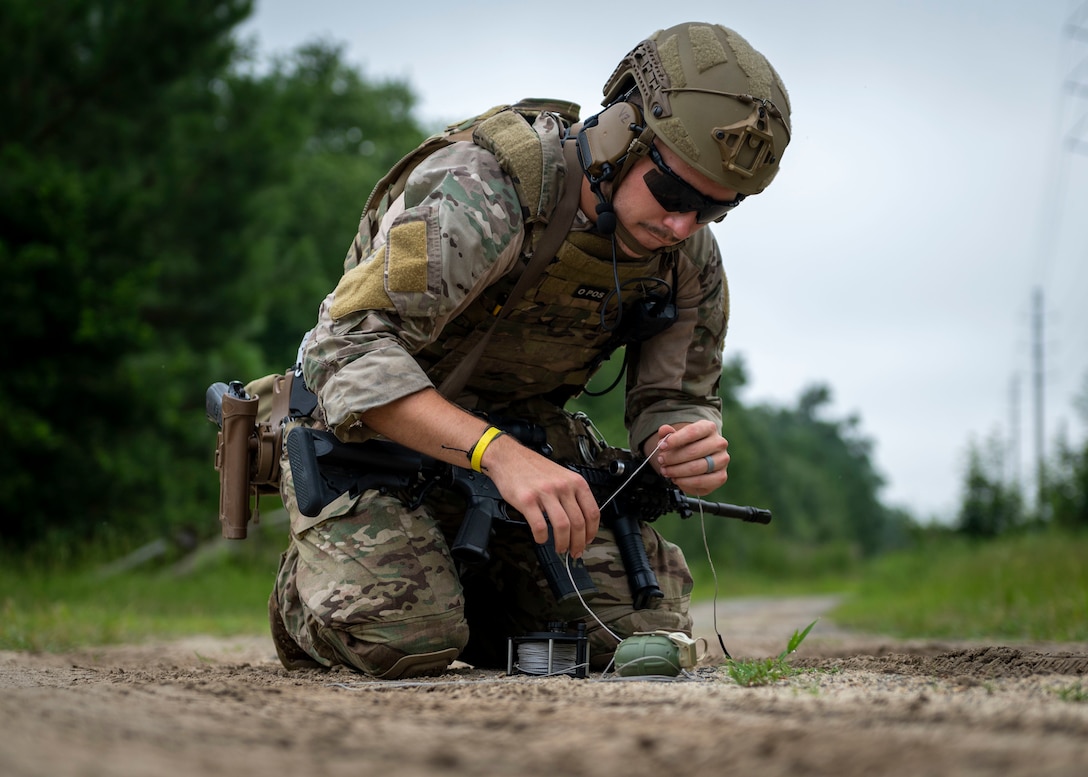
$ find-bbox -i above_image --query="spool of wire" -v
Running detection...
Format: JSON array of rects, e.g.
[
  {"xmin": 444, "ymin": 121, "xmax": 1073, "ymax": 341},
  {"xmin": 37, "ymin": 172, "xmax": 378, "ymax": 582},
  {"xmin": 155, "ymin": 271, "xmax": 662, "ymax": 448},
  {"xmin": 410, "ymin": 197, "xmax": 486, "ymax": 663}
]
[{"xmin": 507, "ymin": 622, "xmax": 589, "ymax": 678}]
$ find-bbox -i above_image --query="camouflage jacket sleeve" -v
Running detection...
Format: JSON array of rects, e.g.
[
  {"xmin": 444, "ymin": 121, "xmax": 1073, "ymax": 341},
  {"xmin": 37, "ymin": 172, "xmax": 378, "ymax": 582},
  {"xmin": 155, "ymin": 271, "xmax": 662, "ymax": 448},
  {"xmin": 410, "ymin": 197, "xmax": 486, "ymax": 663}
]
[
  {"xmin": 301, "ymin": 142, "xmax": 526, "ymax": 440},
  {"xmin": 624, "ymin": 228, "xmax": 728, "ymax": 451}
]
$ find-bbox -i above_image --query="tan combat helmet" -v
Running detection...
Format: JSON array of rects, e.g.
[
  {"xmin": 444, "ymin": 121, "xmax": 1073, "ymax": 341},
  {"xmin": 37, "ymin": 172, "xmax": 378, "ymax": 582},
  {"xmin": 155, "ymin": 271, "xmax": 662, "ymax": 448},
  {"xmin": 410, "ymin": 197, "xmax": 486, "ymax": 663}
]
[{"xmin": 601, "ymin": 22, "xmax": 792, "ymax": 195}]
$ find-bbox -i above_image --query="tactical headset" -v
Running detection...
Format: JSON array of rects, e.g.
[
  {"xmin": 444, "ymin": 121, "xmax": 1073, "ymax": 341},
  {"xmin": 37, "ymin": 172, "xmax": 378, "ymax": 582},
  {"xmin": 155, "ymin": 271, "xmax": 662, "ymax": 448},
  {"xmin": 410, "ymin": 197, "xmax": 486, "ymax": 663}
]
[{"xmin": 572, "ymin": 97, "xmax": 646, "ymax": 238}]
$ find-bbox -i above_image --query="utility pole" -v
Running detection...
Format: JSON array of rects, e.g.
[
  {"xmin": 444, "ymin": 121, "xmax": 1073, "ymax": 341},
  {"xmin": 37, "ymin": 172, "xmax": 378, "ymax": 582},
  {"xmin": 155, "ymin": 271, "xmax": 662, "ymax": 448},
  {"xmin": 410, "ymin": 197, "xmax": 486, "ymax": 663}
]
[
  {"xmin": 1029, "ymin": 3, "xmax": 1088, "ymax": 516},
  {"xmin": 1032, "ymin": 287, "xmax": 1046, "ymax": 512},
  {"xmin": 1008, "ymin": 372, "xmax": 1021, "ymax": 492},
  {"xmin": 1066, "ymin": 4, "xmax": 1088, "ymax": 158}
]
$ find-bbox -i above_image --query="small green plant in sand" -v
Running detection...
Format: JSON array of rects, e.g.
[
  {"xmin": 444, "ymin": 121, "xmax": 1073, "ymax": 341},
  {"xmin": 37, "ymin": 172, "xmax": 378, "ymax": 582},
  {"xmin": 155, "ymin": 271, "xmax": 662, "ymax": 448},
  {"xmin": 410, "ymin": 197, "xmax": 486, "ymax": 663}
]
[
  {"xmin": 724, "ymin": 620, "xmax": 817, "ymax": 687},
  {"xmin": 1055, "ymin": 683, "xmax": 1088, "ymax": 703}
]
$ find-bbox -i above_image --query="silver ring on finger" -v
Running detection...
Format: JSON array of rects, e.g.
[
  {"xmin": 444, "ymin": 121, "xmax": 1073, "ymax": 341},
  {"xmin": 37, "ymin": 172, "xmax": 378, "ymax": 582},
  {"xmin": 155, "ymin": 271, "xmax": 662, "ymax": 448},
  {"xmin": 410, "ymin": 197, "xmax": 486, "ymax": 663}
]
[{"xmin": 704, "ymin": 455, "xmax": 715, "ymax": 474}]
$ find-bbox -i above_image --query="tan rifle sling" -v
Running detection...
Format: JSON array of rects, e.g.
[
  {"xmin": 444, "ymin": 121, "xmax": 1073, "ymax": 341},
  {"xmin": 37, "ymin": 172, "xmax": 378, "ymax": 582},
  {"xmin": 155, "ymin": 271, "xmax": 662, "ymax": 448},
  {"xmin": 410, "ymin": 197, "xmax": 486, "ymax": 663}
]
[{"xmin": 437, "ymin": 140, "xmax": 584, "ymax": 399}]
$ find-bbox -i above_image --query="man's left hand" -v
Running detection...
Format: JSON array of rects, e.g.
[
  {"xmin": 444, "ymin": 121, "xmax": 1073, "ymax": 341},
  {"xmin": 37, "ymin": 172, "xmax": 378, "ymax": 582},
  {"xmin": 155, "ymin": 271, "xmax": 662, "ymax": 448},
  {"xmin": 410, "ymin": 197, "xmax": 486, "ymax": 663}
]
[{"xmin": 644, "ymin": 420, "xmax": 729, "ymax": 496}]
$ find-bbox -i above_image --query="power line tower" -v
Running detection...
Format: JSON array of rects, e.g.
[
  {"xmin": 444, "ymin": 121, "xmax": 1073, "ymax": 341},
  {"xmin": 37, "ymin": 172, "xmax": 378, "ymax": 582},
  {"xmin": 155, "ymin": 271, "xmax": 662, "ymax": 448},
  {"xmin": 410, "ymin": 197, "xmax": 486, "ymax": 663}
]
[
  {"xmin": 1030, "ymin": 2, "xmax": 1088, "ymax": 514},
  {"xmin": 1063, "ymin": 4, "xmax": 1088, "ymax": 158},
  {"xmin": 1031, "ymin": 287, "xmax": 1046, "ymax": 513}
]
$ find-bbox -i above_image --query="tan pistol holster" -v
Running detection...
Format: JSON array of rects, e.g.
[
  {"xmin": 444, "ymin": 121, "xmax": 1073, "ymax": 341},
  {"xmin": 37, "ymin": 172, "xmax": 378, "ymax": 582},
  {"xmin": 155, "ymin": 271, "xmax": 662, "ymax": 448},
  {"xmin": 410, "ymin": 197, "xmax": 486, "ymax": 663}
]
[{"xmin": 210, "ymin": 370, "xmax": 296, "ymax": 539}]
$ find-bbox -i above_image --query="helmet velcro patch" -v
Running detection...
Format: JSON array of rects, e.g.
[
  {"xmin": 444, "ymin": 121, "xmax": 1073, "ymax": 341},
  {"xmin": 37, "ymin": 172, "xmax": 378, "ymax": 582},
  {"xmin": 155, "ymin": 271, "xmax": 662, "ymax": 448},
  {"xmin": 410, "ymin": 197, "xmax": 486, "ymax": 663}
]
[
  {"xmin": 689, "ymin": 25, "xmax": 730, "ymax": 73},
  {"xmin": 723, "ymin": 27, "xmax": 775, "ymax": 101},
  {"xmin": 657, "ymin": 117, "xmax": 699, "ymax": 161},
  {"xmin": 657, "ymin": 34, "xmax": 685, "ymax": 89}
]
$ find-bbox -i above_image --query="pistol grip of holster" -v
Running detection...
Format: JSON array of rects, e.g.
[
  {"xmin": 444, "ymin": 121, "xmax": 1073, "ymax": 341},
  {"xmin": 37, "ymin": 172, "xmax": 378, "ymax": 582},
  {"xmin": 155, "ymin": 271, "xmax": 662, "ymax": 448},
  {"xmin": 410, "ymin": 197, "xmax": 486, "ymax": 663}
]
[{"xmin": 217, "ymin": 392, "xmax": 259, "ymax": 539}]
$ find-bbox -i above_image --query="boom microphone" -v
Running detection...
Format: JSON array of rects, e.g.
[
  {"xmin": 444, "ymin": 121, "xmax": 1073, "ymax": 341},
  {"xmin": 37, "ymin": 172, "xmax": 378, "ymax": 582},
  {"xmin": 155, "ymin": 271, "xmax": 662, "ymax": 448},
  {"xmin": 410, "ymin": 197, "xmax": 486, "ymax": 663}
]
[{"xmin": 596, "ymin": 202, "xmax": 617, "ymax": 235}]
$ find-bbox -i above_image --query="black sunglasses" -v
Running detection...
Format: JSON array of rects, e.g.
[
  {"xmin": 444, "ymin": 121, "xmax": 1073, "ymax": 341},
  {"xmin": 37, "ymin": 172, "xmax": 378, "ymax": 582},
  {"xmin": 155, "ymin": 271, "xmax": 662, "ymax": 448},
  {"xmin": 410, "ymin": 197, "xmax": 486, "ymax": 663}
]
[{"xmin": 643, "ymin": 143, "xmax": 746, "ymax": 223}]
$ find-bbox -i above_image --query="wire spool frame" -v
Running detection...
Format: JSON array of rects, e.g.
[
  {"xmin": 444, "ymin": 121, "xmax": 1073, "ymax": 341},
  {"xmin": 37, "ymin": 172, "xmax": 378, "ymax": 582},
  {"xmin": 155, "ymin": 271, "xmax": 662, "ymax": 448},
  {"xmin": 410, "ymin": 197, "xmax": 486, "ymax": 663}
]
[{"xmin": 507, "ymin": 623, "xmax": 589, "ymax": 678}]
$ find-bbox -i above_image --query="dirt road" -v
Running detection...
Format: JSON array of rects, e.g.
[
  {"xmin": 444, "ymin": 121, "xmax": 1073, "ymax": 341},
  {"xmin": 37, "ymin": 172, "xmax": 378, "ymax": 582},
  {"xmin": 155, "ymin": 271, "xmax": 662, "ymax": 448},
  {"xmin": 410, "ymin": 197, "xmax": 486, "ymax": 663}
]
[{"xmin": 2, "ymin": 595, "xmax": 1086, "ymax": 777}]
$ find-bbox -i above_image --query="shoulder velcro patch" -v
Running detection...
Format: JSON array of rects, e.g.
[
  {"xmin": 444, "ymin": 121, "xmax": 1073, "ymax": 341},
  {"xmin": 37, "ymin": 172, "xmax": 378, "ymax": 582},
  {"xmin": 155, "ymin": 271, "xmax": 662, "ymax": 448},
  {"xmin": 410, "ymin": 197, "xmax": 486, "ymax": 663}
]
[
  {"xmin": 329, "ymin": 219, "xmax": 431, "ymax": 319},
  {"xmin": 473, "ymin": 110, "xmax": 544, "ymax": 219},
  {"xmin": 329, "ymin": 251, "xmax": 391, "ymax": 318},
  {"xmin": 386, "ymin": 220, "xmax": 429, "ymax": 293}
]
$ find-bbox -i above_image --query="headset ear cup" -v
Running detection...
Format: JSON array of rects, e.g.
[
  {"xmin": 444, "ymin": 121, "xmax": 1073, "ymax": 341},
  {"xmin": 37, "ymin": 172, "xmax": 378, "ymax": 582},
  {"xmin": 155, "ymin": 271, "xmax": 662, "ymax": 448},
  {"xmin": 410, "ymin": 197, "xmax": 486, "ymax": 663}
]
[{"xmin": 576, "ymin": 101, "xmax": 643, "ymax": 182}]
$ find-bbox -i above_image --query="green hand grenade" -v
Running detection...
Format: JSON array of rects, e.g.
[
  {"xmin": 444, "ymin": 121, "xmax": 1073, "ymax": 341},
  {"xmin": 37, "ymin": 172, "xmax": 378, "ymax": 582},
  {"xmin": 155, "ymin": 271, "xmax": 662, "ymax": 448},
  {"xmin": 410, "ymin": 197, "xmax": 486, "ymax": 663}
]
[{"xmin": 614, "ymin": 631, "xmax": 699, "ymax": 677}]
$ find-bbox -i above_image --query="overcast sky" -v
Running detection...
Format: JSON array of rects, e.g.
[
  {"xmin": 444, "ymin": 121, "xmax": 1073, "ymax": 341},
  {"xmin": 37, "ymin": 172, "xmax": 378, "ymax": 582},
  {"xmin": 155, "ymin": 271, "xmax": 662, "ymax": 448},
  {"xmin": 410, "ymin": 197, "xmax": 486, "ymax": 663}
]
[{"xmin": 239, "ymin": 0, "xmax": 1088, "ymax": 520}]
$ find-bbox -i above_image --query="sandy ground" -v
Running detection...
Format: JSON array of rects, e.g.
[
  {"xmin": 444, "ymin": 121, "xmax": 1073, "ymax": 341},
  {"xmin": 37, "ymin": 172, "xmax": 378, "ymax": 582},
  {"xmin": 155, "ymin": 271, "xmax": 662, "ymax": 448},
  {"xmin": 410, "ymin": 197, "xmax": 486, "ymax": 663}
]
[{"xmin": 2, "ymin": 595, "xmax": 1087, "ymax": 777}]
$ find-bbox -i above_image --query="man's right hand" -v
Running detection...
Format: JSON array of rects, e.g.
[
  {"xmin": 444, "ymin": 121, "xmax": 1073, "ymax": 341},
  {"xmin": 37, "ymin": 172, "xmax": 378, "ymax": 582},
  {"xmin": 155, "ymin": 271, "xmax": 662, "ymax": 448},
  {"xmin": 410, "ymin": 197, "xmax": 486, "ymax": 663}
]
[
  {"xmin": 359, "ymin": 388, "xmax": 600, "ymax": 558},
  {"xmin": 478, "ymin": 432, "xmax": 600, "ymax": 558}
]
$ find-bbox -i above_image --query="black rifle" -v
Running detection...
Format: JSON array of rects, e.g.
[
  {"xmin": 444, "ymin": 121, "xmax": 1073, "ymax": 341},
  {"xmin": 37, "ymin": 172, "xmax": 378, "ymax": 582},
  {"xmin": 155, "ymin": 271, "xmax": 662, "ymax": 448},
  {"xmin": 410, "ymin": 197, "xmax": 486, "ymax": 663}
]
[{"xmin": 285, "ymin": 426, "xmax": 772, "ymax": 610}]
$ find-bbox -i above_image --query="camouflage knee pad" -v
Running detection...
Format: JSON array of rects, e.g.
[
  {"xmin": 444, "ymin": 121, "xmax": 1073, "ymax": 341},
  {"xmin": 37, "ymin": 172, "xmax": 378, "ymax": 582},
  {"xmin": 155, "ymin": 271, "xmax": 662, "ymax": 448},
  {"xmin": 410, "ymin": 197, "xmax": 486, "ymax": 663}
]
[{"xmin": 274, "ymin": 488, "xmax": 469, "ymax": 677}]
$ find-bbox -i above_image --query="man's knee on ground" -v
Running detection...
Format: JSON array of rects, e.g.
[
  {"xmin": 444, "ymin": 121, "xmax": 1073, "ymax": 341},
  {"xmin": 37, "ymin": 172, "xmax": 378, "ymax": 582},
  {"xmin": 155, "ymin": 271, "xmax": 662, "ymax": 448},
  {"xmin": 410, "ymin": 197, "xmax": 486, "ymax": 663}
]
[{"xmin": 321, "ymin": 609, "xmax": 470, "ymax": 679}]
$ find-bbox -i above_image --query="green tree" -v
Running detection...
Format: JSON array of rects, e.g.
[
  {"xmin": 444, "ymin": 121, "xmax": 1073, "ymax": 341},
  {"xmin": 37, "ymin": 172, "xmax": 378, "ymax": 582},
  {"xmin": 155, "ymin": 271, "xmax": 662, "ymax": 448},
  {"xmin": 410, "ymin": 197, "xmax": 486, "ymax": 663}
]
[
  {"xmin": 1045, "ymin": 430, "xmax": 1088, "ymax": 530},
  {"xmin": 953, "ymin": 373, "xmax": 1087, "ymax": 536},
  {"xmin": 230, "ymin": 42, "xmax": 427, "ymax": 363},
  {"xmin": 573, "ymin": 355, "xmax": 904, "ymax": 573},
  {"xmin": 0, "ymin": 1, "xmax": 426, "ymax": 547},
  {"xmin": 956, "ymin": 432, "xmax": 1023, "ymax": 538},
  {"xmin": 1, "ymin": 0, "xmax": 254, "ymax": 546},
  {"xmin": 1043, "ymin": 375, "xmax": 1088, "ymax": 530}
]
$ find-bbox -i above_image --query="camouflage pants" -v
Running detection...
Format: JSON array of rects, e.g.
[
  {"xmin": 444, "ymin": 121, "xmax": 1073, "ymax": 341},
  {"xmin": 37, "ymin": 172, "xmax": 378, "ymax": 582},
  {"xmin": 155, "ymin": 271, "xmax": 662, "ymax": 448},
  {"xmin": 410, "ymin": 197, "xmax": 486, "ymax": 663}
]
[{"xmin": 271, "ymin": 421, "xmax": 694, "ymax": 679}]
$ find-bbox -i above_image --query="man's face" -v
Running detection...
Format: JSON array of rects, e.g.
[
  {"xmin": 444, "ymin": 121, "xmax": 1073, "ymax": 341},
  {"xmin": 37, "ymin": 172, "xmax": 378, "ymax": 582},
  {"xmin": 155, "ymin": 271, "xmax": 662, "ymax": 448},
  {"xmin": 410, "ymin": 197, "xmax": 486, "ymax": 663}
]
[{"xmin": 611, "ymin": 141, "xmax": 742, "ymax": 256}]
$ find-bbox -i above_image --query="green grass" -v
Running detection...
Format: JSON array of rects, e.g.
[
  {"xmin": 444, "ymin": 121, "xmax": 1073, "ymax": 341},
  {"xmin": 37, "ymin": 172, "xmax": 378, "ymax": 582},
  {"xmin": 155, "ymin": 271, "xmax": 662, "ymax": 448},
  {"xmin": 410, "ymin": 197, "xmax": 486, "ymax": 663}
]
[
  {"xmin": 2, "ymin": 527, "xmax": 1085, "ymax": 654},
  {"xmin": 1055, "ymin": 683, "xmax": 1088, "ymax": 703},
  {"xmin": 684, "ymin": 536, "xmax": 866, "ymax": 601},
  {"xmin": 0, "ymin": 533, "xmax": 281, "ymax": 652},
  {"xmin": 0, "ymin": 561, "xmax": 273, "ymax": 652},
  {"xmin": 830, "ymin": 530, "xmax": 1088, "ymax": 642},
  {"xmin": 724, "ymin": 620, "xmax": 817, "ymax": 686},
  {"xmin": 690, "ymin": 565, "xmax": 855, "ymax": 600}
]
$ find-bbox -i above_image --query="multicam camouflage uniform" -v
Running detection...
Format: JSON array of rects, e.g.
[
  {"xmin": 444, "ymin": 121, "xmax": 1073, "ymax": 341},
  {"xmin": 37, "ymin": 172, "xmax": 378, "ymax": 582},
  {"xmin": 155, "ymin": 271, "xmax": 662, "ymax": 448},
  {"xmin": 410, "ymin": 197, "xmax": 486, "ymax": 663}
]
[{"xmin": 271, "ymin": 106, "xmax": 729, "ymax": 679}]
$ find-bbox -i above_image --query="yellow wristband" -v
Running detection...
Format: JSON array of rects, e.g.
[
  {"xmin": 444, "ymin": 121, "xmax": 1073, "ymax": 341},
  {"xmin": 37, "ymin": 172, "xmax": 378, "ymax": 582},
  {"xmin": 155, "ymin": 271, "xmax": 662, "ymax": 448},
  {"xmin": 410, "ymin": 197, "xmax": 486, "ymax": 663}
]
[{"xmin": 469, "ymin": 426, "xmax": 506, "ymax": 472}]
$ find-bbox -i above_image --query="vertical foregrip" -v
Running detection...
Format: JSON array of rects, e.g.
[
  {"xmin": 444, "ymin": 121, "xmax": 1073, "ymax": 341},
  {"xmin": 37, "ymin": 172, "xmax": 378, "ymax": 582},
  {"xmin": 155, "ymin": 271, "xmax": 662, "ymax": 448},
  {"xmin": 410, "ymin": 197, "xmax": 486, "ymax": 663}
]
[
  {"xmin": 606, "ymin": 507, "xmax": 664, "ymax": 610},
  {"xmin": 571, "ymin": 462, "xmax": 667, "ymax": 610}
]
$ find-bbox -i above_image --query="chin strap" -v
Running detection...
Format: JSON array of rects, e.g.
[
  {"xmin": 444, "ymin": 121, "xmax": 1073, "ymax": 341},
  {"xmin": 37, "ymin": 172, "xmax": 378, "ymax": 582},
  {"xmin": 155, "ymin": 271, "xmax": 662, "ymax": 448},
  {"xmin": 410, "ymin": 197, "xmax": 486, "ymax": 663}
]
[
  {"xmin": 585, "ymin": 158, "xmax": 667, "ymax": 262},
  {"xmin": 612, "ymin": 220, "xmax": 658, "ymax": 260}
]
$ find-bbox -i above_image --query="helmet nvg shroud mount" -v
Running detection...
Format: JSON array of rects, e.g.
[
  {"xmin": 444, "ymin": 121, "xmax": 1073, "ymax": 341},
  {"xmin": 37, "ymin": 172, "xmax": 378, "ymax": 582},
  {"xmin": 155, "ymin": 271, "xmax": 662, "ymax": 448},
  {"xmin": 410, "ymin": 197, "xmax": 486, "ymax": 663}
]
[{"xmin": 598, "ymin": 22, "xmax": 791, "ymax": 196}]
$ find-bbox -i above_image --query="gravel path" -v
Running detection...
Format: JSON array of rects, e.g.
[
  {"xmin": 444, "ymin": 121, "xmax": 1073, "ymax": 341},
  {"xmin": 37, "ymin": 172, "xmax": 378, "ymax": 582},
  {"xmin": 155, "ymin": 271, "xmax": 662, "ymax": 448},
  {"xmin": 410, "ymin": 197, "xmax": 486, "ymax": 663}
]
[{"xmin": 2, "ymin": 595, "xmax": 1086, "ymax": 777}]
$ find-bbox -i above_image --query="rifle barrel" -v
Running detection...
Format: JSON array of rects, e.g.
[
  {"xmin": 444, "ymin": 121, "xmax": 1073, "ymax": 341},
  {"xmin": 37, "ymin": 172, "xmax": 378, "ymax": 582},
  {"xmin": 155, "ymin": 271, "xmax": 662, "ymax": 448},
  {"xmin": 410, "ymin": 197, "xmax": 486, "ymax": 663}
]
[{"xmin": 683, "ymin": 498, "xmax": 772, "ymax": 524}]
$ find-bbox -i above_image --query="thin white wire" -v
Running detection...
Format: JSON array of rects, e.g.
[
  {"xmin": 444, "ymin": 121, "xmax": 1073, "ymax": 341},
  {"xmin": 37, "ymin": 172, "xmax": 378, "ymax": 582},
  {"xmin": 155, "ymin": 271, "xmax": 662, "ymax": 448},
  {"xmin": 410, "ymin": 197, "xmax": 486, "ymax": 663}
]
[
  {"xmin": 563, "ymin": 554, "xmax": 620, "ymax": 643},
  {"xmin": 562, "ymin": 435, "xmax": 672, "ymax": 645},
  {"xmin": 698, "ymin": 499, "xmax": 729, "ymax": 659},
  {"xmin": 514, "ymin": 640, "xmax": 587, "ymax": 676},
  {"xmin": 597, "ymin": 435, "xmax": 669, "ymax": 511},
  {"xmin": 333, "ymin": 449, "xmax": 721, "ymax": 689}
]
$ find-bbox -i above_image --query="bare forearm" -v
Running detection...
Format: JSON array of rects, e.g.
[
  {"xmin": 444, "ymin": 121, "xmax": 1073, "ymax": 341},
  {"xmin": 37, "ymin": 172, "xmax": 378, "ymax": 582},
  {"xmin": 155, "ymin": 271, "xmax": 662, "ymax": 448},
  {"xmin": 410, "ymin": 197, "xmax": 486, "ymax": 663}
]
[
  {"xmin": 359, "ymin": 388, "xmax": 601, "ymax": 557},
  {"xmin": 359, "ymin": 388, "xmax": 492, "ymax": 470}
]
